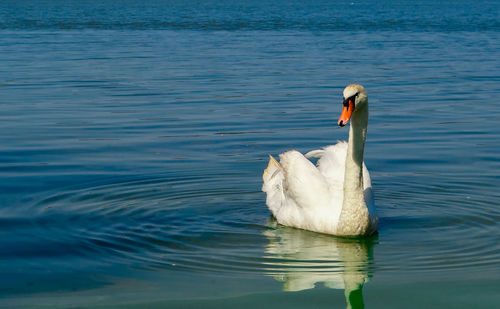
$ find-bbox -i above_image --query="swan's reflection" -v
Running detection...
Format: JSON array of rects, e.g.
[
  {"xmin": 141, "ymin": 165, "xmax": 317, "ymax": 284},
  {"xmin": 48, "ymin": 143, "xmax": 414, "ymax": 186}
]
[{"xmin": 263, "ymin": 219, "xmax": 376, "ymax": 309}]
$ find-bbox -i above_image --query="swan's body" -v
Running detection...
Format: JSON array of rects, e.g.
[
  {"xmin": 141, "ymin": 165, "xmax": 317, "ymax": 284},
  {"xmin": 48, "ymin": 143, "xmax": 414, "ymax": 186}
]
[{"xmin": 262, "ymin": 84, "xmax": 378, "ymax": 236}]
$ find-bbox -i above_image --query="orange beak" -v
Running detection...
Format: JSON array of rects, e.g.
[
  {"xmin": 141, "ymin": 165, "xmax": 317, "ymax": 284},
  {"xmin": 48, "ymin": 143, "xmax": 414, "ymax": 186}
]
[{"xmin": 338, "ymin": 98, "xmax": 354, "ymax": 127}]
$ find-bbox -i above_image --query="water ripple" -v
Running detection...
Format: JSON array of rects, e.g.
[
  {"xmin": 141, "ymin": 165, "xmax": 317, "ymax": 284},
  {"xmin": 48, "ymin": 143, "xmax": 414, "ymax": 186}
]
[{"xmin": 2, "ymin": 169, "xmax": 494, "ymax": 280}]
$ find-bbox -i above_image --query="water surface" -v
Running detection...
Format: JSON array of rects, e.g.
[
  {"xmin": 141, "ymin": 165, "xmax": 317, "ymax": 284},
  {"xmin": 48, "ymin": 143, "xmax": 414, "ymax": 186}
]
[{"xmin": 1, "ymin": 1, "xmax": 499, "ymax": 308}]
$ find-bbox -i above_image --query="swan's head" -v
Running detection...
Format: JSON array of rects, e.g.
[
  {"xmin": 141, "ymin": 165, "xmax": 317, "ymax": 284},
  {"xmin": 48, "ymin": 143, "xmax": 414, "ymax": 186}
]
[{"xmin": 338, "ymin": 84, "xmax": 368, "ymax": 127}]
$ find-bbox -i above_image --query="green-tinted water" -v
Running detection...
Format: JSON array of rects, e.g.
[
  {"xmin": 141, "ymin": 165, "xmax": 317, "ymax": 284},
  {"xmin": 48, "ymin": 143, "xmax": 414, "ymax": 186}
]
[{"xmin": 1, "ymin": 1, "xmax": 499, "ymax": 308}]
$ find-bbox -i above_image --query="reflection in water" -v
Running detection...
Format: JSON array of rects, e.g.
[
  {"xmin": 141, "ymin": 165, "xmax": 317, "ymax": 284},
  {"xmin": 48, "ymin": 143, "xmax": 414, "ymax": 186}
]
[{"xmin": 263, "ymin": 219, "xmax": 376, "ymax": 309}]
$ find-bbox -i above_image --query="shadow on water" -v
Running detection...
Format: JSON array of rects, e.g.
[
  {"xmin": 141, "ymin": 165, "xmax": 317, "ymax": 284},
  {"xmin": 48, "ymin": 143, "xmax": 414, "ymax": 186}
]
[{"xmin": 263, "ymin": 218, "xmax": 377, "ymax": 309}]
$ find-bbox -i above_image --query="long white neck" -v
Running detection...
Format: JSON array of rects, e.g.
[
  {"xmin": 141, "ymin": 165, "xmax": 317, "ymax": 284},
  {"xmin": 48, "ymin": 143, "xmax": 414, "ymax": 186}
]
[{"xmin": 337, "ymin": 103, "xmax": 371, "ymax": 236}]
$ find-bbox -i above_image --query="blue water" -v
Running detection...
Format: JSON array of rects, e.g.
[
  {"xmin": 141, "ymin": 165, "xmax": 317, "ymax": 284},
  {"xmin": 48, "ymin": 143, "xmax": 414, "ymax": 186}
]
[{"xmin": 1, "ymin": 1, "xmax": 499, "ymax": 308}]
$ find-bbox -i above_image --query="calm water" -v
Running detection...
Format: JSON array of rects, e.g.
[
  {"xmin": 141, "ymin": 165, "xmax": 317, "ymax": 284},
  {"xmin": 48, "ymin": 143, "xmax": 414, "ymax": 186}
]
[{"xmin": 1, "ymin": 1, "xmax": 499, "ymax": 308}]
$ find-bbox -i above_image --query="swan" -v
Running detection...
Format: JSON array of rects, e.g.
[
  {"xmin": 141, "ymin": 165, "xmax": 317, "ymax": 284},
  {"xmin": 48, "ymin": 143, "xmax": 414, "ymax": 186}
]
[{"xmin": 262, "ymin": 84, "xmax": 378, "ymax": 236}]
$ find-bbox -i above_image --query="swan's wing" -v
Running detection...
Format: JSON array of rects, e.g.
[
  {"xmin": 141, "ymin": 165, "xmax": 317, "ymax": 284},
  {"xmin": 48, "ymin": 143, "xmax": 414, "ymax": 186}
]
[
  {"xmin": 279, "ymin": 150, "xmax": 331, "ymax": 212},
  {"xmin": 308, "ymin": 142, "xmax": 373, "ymax": 197},
  {"xmin": 262, "ymin": 151, "xmax": 332, "ymax": 230},
  {"xmin": 362, "ymin": 164, "xmax": 378, "ymax": 229},
  {"xmin": 304, "ymin": 143, "xmax": 348, "ymax": 227},
  {"xmin": 362, "ymin": 164, "xmax": 373, "ymax": 205},
  {"xmin": 307, "ymin": 142, "xmax": 377, "ymax": 226},
  {"xmin": 311, "ymin": 142, "xmax": 348, "ymax": 184}
]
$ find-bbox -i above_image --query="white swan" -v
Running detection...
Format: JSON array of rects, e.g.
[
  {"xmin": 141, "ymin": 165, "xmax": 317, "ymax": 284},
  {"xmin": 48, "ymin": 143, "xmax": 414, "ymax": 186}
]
[{"xmin": 262, "ymin": 84, "xmax": 378, "ymax": 236}]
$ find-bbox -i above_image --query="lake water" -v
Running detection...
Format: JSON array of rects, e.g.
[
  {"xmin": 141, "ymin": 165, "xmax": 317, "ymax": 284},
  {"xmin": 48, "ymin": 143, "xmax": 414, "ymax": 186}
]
[{"xmin": 1, "ymin": 1, "xmax": 499, "ymax": 308}]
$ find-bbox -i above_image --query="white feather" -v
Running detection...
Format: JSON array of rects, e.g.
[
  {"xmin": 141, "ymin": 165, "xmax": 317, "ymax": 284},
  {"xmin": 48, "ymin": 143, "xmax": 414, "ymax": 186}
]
[{"xmin": 262, "ymin": 84, "xmax": 377, "ymax": 236}]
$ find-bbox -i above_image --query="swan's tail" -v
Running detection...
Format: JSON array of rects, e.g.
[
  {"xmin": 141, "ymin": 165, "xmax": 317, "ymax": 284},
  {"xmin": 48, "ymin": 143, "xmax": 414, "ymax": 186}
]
[
  {"xmin": 262, "ymin": 155, "xmax": 285, "ymax": 215},
  {"xmin": 262, "ymin": 155, "xmax": 281, "ymax": 181}
]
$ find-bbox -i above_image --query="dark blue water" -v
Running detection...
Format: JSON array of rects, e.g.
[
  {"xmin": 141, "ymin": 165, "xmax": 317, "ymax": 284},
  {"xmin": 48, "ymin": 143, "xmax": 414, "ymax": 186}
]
[{"xmin": 1, "ymin": 1, "xmax": 499, "ymax": 308}]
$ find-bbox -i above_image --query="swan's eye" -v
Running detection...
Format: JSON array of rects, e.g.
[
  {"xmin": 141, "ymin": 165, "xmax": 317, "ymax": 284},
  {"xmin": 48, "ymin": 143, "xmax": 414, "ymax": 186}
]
[{"xmin": 343, "ymin": 92, "xmax": 358, "ymax": 108}]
